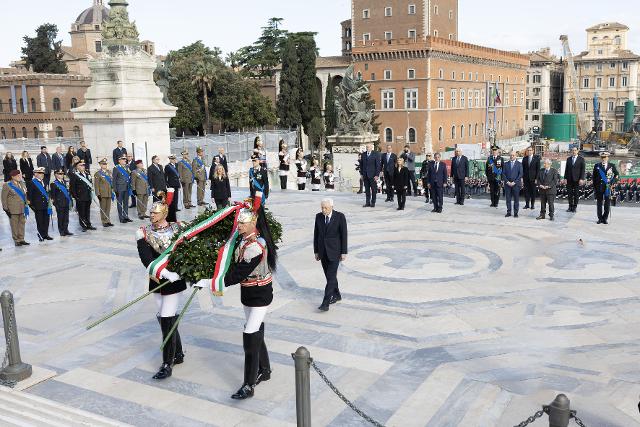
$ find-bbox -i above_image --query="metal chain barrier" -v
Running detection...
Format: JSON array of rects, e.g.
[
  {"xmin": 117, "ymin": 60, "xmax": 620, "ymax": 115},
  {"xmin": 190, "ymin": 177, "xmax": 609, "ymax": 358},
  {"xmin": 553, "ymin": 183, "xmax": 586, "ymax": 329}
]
[
  {"xmin": 513, "ymin": 408, "xmax": 547, "ymax": 427},
  {"xmin": 311, "ymin": 361, "xmax": 386, "ymax": 427},
  {"xmin": 572, "ymin": 414, "xmax": 588, "ymax": 427},
  {"xmin": 0, "ymin": 302, "xmax": 18, "ymax": 388}
]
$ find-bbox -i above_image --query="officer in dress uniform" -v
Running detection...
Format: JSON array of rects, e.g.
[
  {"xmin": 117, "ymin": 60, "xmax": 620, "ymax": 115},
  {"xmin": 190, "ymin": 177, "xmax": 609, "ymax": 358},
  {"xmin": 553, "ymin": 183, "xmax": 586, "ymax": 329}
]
[
  {"xmin": 27, "ymin": 167, "xmax": 53, "ymax": 241},
  {"xmin": 192, "ymin": 148, "xmax": 208, "ymax": 206},
  {"xmin": 50, "ymin": 169, "xmax": 73, "ymax": 236},
  {"xmin": 164, "ymin": 155, "xmax": 181, "ymax": 221},
  {"xmin": 1, "ymin": 170, "xmax": 30, "ymax": 246},
  {"xmin": 69, "ymin": 161, "xmax": 96, "ymax": 231},
  {"xmin": 249, "ymin": 157, "xmax": 269, "ymax": 199},
  {"xmin": 132, "ymin": 160, "xmax": 151, "ymax": 220},
  {"xmin": 94, "ymin": 158, "xmax": 115, "ymax": 227},
  {"xmin": 278, "ymin": 140, "xmax": 290, "ymax": 190},
  {"xmin": 485, "ymin": 146, "xmax": 504, "ymax": 208},
  {"xmin": 177, "ymin": 151, "xmax": 195, "ymax": 209},
  {"xmin": 113, "ymin": 156, "xmax": 132, "ymax": 223},
  {"xmin": 136, "ymin": 192, "xmax": 186, "ymax": 380},
  {"xmin": 593, "ymin": 152, "xmax": 620, "ymax": 225},
  {"xmin": 420, "ymin": 153, "xmax": 434, "ymax": 204}
]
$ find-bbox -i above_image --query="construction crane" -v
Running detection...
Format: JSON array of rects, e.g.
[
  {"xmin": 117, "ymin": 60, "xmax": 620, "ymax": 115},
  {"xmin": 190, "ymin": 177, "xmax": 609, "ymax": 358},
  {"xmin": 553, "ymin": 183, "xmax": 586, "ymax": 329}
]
[{"xmin": 560, "ymin": 35, "xmax": 589, "ymax": 138}]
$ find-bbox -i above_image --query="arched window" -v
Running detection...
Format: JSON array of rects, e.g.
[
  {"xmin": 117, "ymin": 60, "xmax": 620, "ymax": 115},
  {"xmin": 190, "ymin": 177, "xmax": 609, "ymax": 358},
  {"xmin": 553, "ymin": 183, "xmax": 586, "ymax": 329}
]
[
  {"xmin": 30, "ymin": 98, "xmax": 36, "ymax": 112},
  {"xmin": 11, "ymin": 127, "xmax": 17, "ymax": 139},
  {"xmin": 0, "ymin": 127, "xmax": 5, "ymax": 139},
  {"xmin": 33, "ymin": 127, "xmax": 39, "ymax": 139},
  {"xmin": 468, "ymin": 123, "xmax": 471, "ymax": 137},
  {"xmin": 408, "ymin": 127, "xmax": 416, "ymax": 143},
  {"xmin": 385, "ymin": 127, "xmax": 393, "ymax": 143},
  {"xmin": 451, "ymin": 125, "xmax": 456, "ymax": 139},
  {"xmin": 53, "ymin": 98, "xmax": 61, "ymax": 112},
  {"xmin": 439, "ymin": 68, "xmax": 444, "ymax": 79},
  {"xmin": 55, "ymin": 126, "xmax": 63, "ymax": 137},
  {"xmin": 21, "ymin": 127, "xmax": 27, "ymax": 138},
  {"xmin": 70, "ymin": 98, "xmax": 78, "ymax": 109},
  {"xmin": 73, "ymin": 126, "xmax": 81, "ymax": 137},
  {"xmin": 438, "ymin": 126, "xmax": 443, "ymax": 141},
  {"xmin": 474, "ymin": 123, "xmax": 478, "ymax": 136},
  {"xmin": 460, "ymin": 125, "xmax": 464, "ymax": 139}
]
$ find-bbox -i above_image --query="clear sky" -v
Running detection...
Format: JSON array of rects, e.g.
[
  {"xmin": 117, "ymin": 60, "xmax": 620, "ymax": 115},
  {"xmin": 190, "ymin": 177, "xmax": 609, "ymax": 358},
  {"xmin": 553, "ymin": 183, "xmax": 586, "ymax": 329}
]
[{"xmin": 1, "ymin": 0, "xmax": 639, "ymax": 67}]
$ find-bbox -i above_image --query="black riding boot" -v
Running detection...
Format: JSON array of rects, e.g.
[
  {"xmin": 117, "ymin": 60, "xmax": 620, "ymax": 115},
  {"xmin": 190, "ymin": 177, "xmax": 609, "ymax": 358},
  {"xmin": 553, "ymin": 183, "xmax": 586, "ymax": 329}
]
[
  {"xmin": 231, "ymin": 330, "xmax": 262, "ymax": 399},
  {"xmin": 256, "ymin": 323, "xmax": 271, "ymax": 385},
  {"xmin": 153, "ymin": 316, "xmax": 176, "ymax": 380},
  {"xmin": 157, "ymin": 315, "xmax": 184, "ymax": 364}
]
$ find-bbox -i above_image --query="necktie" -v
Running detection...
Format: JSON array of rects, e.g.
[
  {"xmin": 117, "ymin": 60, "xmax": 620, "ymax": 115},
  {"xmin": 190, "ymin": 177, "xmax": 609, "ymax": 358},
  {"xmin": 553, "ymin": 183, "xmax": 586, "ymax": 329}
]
[{"xmin": 325, "ymin": 215, "xmax": 329, "ymax": 226}]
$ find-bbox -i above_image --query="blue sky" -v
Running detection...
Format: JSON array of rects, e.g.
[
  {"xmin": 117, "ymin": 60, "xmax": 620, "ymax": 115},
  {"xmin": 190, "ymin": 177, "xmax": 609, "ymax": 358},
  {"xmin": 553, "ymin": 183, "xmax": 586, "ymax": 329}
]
[{"xmin": 2, "ymin": 0, "xmax": 639, "ymax": 67}]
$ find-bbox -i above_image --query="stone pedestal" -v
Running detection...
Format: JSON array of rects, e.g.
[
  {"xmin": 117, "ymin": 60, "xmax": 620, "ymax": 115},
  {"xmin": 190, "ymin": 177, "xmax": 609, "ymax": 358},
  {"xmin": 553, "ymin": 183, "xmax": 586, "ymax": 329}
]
[
  {"xmin": 328, "ymin": 133, "xmax": 379, "ymax": 191},
  {"xmin": 72, "ymin": 51, "xmax": 176, "ymax": 165}
]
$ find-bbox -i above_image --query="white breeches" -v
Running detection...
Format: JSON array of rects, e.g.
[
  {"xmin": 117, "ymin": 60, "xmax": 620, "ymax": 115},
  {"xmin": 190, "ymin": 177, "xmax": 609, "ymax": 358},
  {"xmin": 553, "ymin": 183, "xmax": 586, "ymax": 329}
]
[
  {"xmin": 243, "ymin": 305, "xmax": 268, "ymax": 333},
  {"xmin": 154, "ymin": 293, "xmax": 182, "ymax": 317}
]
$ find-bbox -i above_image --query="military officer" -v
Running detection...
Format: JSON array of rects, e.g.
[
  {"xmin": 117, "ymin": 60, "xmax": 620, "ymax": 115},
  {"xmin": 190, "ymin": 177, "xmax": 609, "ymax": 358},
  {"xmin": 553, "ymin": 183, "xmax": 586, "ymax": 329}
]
[
  {"xmin": 69, "ymin": 161, "xmax": 96, "ymax": 231},
  {"xmin": 249, "ymin": 157, "xmax": 269, "ymax": 200},
  {"xmin": 132, "ymin": 160, "xmax": 151, "ymax": 220},
  {"xmin": 177, "ymin": 151, "xmax": 195, "ymax": 209},
  {"xmin": 27, "ymin": 167, "xmax": 53, "ymax": 241},
  {"xmin": 485, "ymin": 146, "xmax": 504, "ymax": 208},
  {"xmin": 113, "ymin": 156, "xmax": 133, "ymax": 223},
  {"xmin": 164, "ymin": 155, "xmax": 181, "ymax": 222},
  {"xmin": 593, "ymin": 152, "xmax": 620, "ymax": 224},
  {"xmin": 1, "ymin": 170, "xmax": 30, "ymax": 246},
  {"xmin": 192, "ymin": 148, "xmax": 208, "ymax": 206},
  {"xmin": 50, "ymin": 169, "xmax": 73, "ymax": 236},
  {"xmin": 94, "ymin": 158, "xmax": 115, "ymax": 227}
]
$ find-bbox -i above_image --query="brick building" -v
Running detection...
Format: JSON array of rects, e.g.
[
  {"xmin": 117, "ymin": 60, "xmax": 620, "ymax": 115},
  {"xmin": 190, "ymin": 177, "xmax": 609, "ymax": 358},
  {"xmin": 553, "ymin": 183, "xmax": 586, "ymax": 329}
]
[{"xmin": 0, "ymin": 73, "xmax": 92, "ymax": 140}]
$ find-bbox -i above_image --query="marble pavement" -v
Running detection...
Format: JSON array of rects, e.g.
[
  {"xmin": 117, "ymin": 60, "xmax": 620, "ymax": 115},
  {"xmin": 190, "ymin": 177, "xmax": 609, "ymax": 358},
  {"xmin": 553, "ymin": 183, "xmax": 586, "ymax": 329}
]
[{"xmin": 1, "ymin": 188, "xmax": 639, "ymax": 426}]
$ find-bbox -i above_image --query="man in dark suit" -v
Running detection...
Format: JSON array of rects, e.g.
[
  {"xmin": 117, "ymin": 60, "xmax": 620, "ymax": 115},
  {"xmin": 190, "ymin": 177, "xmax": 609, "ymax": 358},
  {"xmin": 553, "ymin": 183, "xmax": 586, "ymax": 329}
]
[
  {"xmin": 358, "ymin": 143, "xmax": 381, "ymax": 208},
  {"xmin": 52, "ymin": 146, "xmax": 66, "ymax": 173},
  {"xmin": 536, "ymin": 158, "xmax": 559, "ymax": 221},
  {"xmin": 314, "ymin": 198, "xmax": 348, "ymax": 312},
  {"xmin": 450, "ymin": 147, "xmax": 469, "ymax": 205},
  {"xmin": 428, "ymin": 152, "xmax": 447, "ymax": 213},
  {"xmin": 215, "ymin": 147, "xmax": 229, "ymax": 173},
  {"xmin": 126, "ymin": 154, "xmax": 137, "ymax": 208},
  {"xmin": 420, "ymin": 152, "xmax": 434, "ymax": 204},
  {"xmin": 112, "ymin": 140, "xmax": 128, "ymax": 165},
  {"xmin": 36, "ymin": 146, "xmax": 53, "ymax": 187},
  {"xmin": 164, "ymin": 155, "xmax": 181, "ymax": 221},
  {"xmin": 593, "ymin": 152, "xmax": 620, "ymax": 224},
  {"xmin": 563, "ymin": 146, "xmax": 586, "ymax": 213},
  {"xmin": 148, "ymin": 155, "xmax": 167, "ymax": 202},
  {"xmin": 521, "ymin": 146, "xmax": 540, "ymax": 210},
  {"xmin": 502, "ymin": 151, "xmax": 523, "ymax": 217},
  {"xmin": 77, "ymin": 141, "xmax": 93, "ymax": 172},
  {"xmin": 381, "ymin": 144, "xmax": 397, "ymax": 202}
]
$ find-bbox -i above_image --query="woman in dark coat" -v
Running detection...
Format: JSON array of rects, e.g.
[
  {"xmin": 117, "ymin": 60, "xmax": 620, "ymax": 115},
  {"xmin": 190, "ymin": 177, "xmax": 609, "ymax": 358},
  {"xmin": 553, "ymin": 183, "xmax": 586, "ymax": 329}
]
[
  {"xmin": 2, "ymin": 152, "xmax": 18, "ymax": 182},
  {"xmin": 210, "ymin": 164, "xmax": 231, "ymax": 209},
  {"xmin": 65, "ymin": 146, "xmax": 76, "ymax": 171},
  {"xmin": 393, "ymin": 157, "xmax": 409, "ymax": 210},
  {"xmin": 19, "ymin": 151, "xmax": 34, "ymax": 181}
]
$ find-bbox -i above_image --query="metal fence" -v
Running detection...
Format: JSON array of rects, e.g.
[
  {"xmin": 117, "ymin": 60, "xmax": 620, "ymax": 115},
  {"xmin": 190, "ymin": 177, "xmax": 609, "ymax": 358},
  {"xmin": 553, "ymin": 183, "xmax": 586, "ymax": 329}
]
[{"xmin": 0, "ymin": 137, "xmax": 83, "ymax": 154}]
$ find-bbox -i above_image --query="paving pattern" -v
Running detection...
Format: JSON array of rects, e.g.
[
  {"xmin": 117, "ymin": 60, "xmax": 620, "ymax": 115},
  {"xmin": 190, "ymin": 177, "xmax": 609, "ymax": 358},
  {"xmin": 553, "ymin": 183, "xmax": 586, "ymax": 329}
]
[{"xmin": 1, "ymin": 187, "xmax": 640, "ymax": 426}]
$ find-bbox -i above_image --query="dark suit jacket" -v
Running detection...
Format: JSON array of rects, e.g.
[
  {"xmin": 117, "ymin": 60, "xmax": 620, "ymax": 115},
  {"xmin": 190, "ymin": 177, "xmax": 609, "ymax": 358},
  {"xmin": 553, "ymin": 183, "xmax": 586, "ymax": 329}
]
[
  {"xmin": 52, "ymin": 153, "xmax": 65, "ymax": 171},
  {"xmin": 50, "ymin": 179, "xmax": 71, "ymax": 208},
  {"xmin": 393, "ymin": 166, "xmax": 408, "ymax": 191},
  {"xmin": 564, "ymin": 156, "xmax": 586, "ymax": 183},
  {"xmin": 148, "ymin": 163, "xmax": 166, "ymax": 194},
  {"xmin": 314, "ymin": 210, "xmax": 348, "ymax": 262},
  {"xmin": 164, "ymin": 163, "xmax": 181, "ymax": 189},
  {"xmin": 381, "ymin": 152, "xmax": 397, "ymax": 175},
  {"xmin": 26, "ymin": 179, "xmax": 49, "ymax": 210},
  {"xmin": 69, "ymin": 172, "xmax": 93, "ymax": 202},
  {"xmin": 211, "ymin": 176, "xmax": 231, "ymax": 200},
  {"xmin": 214, "ymin": 155, "xmax": 229, "ymax": 173},
  {"xmin": 450, "ymin": 156, "xmax": 469, "ymax": 180},
  {"xmin": 359, "ymin": 151, "xmax": 381, "ymax": 179},
  {"xmin": 20, "ymin": 158, "xmax": 34, "ymax": 180},
  {"xmin": 503, "ymin": 160, "xmax": 523, "ymax": 186},
  {"xmin": 112, "ymin": 147, "xmax": 127, "ymax": 165},
  {"xmin": 77, "ymin": 148, "xmax": 92, "ymax": 166},
  {"xmin": 536, "ymin": 168, "xmax": 559, "ymax": 195},
  {"xmin": 36, "ymin": 153, "xmax": 53, "ymax": 175},
  {"xmin": 592, "ymin": 163, "xmax": 620, "ymax": 195},
  {"xmin": 428, "ymin": 161, "xmax": 448, "ymax": 186},
  {"xmin": 522, "ymin": 155, "xmax": 541, "ymax": 182}
]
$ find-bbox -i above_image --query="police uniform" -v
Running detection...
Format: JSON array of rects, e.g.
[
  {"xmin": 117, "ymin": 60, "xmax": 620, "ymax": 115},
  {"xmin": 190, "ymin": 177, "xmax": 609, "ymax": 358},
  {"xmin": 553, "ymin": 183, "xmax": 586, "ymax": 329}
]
[
  {"xmin": 177, "ymin": 152, "xmax": 194, "ymax": 209},
  {"xmin": 94, "ymin": 159, "xmax": 115, "ymax": 227},
  {"xmin": 164, "ymin": 157, "xmax": 181, "ymax": 222},
  {"xmin": 113, "ymin": 157, "xmax": 132, "ymax": 223},
  {"xmin": 69, "ymin": 163, "xmax": 96, "ymax": 231},
  {"xmin": 485, "ymin": 151, "xmax": 504, "ymax": 207},
  {"xmin": 136, "ymin": 197, "xmax": 186, "ymax": 380},
  {"xmin": 50, "ymin": 170, "xmax": 73, "ymax": 236},
  {"xmin": 192, "ymin": 151, "xmax": 208, "ymax": 206},
  {"xmin": 593, "ymin": 153, "xmax": 620, "ymax": 224},
  {"xmin": 26, "ymin": 167, "xmax": 52, "ymax": 241},
  {"xmin": 249, "ymin": 161, "xmax": 269, "ymax": 199}
]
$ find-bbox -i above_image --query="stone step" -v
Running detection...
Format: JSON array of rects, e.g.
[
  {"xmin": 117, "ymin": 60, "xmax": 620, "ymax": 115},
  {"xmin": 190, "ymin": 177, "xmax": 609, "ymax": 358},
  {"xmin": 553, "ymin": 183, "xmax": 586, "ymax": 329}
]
[{"xmin": 0, "ymin": 386, "xmax": 129, "ymax": 427}]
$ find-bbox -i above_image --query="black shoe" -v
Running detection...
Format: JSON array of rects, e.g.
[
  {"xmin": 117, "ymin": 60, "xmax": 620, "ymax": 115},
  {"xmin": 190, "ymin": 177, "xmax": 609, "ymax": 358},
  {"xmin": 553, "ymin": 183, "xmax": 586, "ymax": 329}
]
[
  {"xmin": 174, "ymin": 352, "xmax": 185, "ymax": 365},
  {"xmin": 81, "ymin": 228, "xmax": 88, "ymax": 232},
  {"xmin": 537, "ymin": 215, "xmax": 545, "ymax": 220},
  {"xmin": 104, "ymin": 224, "xmax": 111, "ymax": 227},
  {"xmin": 514, "ymin": 213, "xmax": 519, "ymax": 218},
  {"xmin": 38, "ymin": 237, "xmax": 45, "ymax": 242},
  {"xmin": 87, "ymin": 226, "xmax": 97, "ymax": 230},
  {"xmin": 107, "ymin": 223, "xmax": 115, "ymax": 227},
  {"xmin": 530, "ymin": 206, "xmax": 536, "ymax": 210},
  {"xmin": 256, "ymin": 369, "xmax": 271, "ymax": 385},
  {"xmin": 431, "ymin": 209, "xmax": 437, "ymax": 212},
  {"xmin": 597, "ymin": 219, "xmax": 603, "ymax": 224},
  {"xmin": 602, "ymin": 220, "xmax": 608, "ymax": 224},
  {"xmin": 152, "ymin": 363, "xmax": 172, "ymax": 380},
  {"xmin": 362, "ymin": 204, "xmax": 371, "ymax": 208},
  {"xmin": 120, "ymin": 220, "xmax": 127, "ymax": 224},
  {"xmin": 139, "ymin": 216, "xmax": 145, "ymax": 220},
  {"xmin": 126, "ymin": 219, "xmax": 133, "ymax": 223},
  {"xmin": 64, "ymin": 232, "xmax": 74, "ymax": 236},
  {"xmin": 45, "ymin": 236, "xmax": 54, "ymax": 241},
  {"xmin": 437, "ymin": 209, "xmax": 443, "ymax": 213},
  {"xmin": 231, "ymin": 384, "xmax": 254, "ymax": 400},
  {"xmin": 397, "ymin": 207, "xmax": 402, "ymax": 210},
  {"xmin": 524, "ymin": 204, "xmax": 530, "ymax": 209},
  {"xmin": 425, "ymin": 199, "xmax": 429, "ymax": 203},
  {"xmin": 330, "ymin": 294, "xmax": 341, "ymax": 304},
  {"xmin": 356, "ymin": 191, "xmax": 363, "ymax": 194},
  {"xmin": 318, "ymin": 304, "xmax": 329, "ymax": 312},
  {"xmin": 371, "ymin": 204, "xmax": 375, "ymax": 208},
  {"xmin": 549, "ymin": 215, "xmax": 554, "ymax": 221},
  {"xmin": 505, "ymin": 213, "xmax": 512, "ymax": 217},
  {"xmin": 566, "ymin": 208, "xmax": 573, "ymax": 212}
]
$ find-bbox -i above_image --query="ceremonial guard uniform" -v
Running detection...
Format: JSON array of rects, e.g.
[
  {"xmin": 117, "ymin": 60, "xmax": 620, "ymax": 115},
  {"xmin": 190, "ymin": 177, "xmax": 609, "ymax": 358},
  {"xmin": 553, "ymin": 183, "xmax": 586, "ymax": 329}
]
[
  {"xmin": 249, "ymin": 158, "xmax": 269, "ymax": 200},
  {"xmin": 309, "ymin": 164, "xmax": 322, "ymax": 191},
  {"xmin": 192, "ymin": 149, "xmax": 208, "ymax": 206},
  {"xmin": 69, "ymin": 162, "xmax": 96, "ymax": 231},
  {"xmin": 323, "ymin": 170, "xmax": 335, "ymax": 191},
  {"xmin": 177, "ymin": 151, "xmax": 195, "ymax": 209},
  {"xmin": 50, "ymin": 170, "xmax": 73, "ymax": 236},
  {"xmin": 113, "ymin": 157, "xmax": 132, "ymax": 223},
  {"xmin": 27, "ymin": 167, "xmax": 53, "ymax": 241},
  {"xmin": 278, "ymin": 142, "xmax": 290, "ymax": 190},
  {"xmin": 485, "ymin": 149, "xmax": 504, "ymax": 207},
  {"xmin": 136, "ymin": 192, "xmax": 186, "ymax": 380},
  {"xmin": 1, "ymin": 170, "xmax": 30, "ymax": 246},
  {"xmin": 164, "ymin": 156, "xmax": 181, "ymax": 221},
  {"xmin": 94, "ymin": 159, "xmax": 115, "ymax": 227},
  {"xmin": 295, "ymin": 157, "xmax": 307, "ymax": 190},
  {"xmin": 223, "ymin": 205, "xmax": 277, "ymax": 400},
  {"xmin": 593, "ymin": 152, "xmax": 620, "ymax": 224},
  {"xmin": 132, "ymin": 160, "xmax": 151, "ymax": 219}
]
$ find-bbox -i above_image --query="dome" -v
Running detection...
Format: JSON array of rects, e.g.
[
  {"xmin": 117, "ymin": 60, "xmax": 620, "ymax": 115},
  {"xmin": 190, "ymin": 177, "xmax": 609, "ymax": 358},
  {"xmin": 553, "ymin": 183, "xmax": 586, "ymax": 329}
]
[{"xmin": 75, "ymin": 4, "xmax": 110, "ymax": 26}]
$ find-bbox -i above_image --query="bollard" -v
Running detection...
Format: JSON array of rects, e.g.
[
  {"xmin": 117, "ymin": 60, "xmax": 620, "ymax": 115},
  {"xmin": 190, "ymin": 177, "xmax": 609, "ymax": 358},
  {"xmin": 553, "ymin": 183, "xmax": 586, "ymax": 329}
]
[
  {"xmin": 292, "ymin": 346, "xmax": 312, "ymax": 427},
  {"xmin": 547, "ymin": 394, "xmax": 571, "ymax": 427},
  {"xmin": 0, "ymin": 291, "xmax": 32, "ymax": 382}
]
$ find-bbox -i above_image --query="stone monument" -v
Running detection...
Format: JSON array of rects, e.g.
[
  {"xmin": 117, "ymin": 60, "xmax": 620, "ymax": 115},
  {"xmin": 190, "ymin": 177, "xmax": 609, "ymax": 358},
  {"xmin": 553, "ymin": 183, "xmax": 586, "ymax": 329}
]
[
  {"xmin": 73, "ymin": 0, "xmax": 177, "ymax": 164},
  {"xmin": 327, "ymin": 65, "xmax": 378, "ymax": 190}
]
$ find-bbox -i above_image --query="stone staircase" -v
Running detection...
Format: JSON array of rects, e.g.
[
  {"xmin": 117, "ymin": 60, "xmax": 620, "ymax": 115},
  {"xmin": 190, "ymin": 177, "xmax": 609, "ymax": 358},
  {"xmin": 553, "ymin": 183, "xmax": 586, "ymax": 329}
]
[{"xmin": 0, "ymin": 386, "xmax": 129, "ymax": 427}]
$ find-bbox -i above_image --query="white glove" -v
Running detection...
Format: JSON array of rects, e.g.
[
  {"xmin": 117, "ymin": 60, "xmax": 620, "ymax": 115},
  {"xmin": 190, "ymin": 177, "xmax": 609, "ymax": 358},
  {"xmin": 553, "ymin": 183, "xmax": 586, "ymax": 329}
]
[
  {"xmin": 193, "ymin": 279, "xmax": 210, "ymax": 289},
  {"xmin": 160, "ymin": 269, "xmax": 180, "ymax": 283}
]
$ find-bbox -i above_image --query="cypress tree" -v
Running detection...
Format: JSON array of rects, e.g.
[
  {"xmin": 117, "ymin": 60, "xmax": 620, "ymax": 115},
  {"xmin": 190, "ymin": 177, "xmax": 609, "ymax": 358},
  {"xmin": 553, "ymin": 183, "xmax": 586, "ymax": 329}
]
[
  {"xmin": 276, "ymin": 37, "xmax": 302, "ymax": 128},
  {"xmin": 294, "ymin": 33, "xmax": 321, "ymax": 135},
  {"xmin": 324, "ymin": 75, "xmax": 338, "ymax": 137}
]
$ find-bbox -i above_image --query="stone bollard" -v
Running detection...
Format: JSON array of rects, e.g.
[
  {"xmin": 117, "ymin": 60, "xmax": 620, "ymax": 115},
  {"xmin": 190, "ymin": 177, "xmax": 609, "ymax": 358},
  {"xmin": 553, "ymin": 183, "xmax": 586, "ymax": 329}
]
[
  {"xmin": 0, "ymin": 291, "xmax": 32, "ymax": 382},
  {"xmin": 547, "ymin": 394, "xmax": 571, "ymax": 427},
  {"xmin": 292, "ymin": 346, "xmax": 312, "ymax": 427}
]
